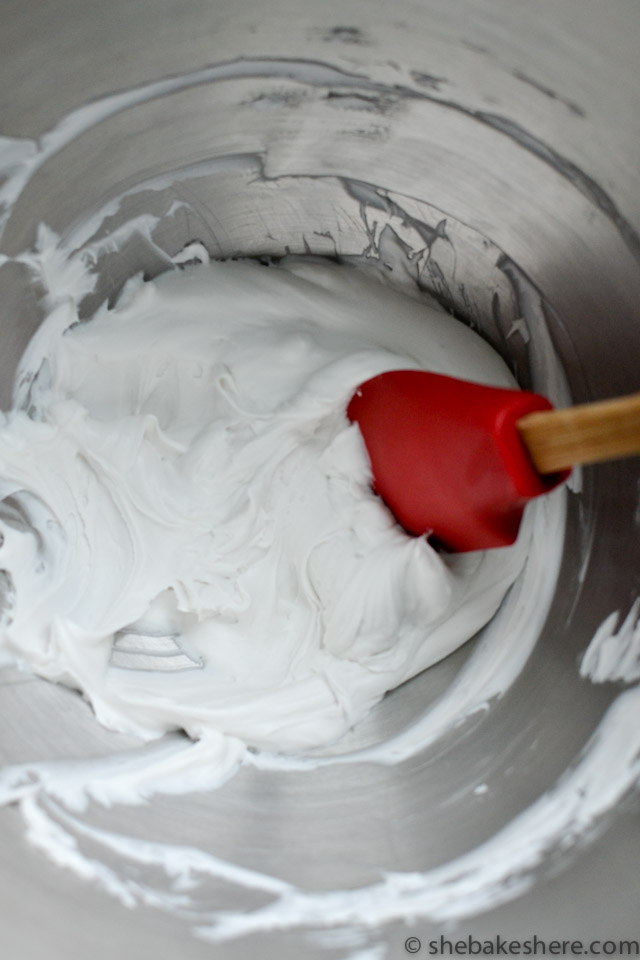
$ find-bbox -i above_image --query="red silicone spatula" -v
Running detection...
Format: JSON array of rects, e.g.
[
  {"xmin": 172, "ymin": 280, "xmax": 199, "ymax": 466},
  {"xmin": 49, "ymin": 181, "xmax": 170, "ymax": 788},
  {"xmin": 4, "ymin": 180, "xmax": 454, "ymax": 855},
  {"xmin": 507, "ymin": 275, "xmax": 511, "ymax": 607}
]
[{"xmin": 347, "ymin": 371, "xmax": 640, "ymax": 552}]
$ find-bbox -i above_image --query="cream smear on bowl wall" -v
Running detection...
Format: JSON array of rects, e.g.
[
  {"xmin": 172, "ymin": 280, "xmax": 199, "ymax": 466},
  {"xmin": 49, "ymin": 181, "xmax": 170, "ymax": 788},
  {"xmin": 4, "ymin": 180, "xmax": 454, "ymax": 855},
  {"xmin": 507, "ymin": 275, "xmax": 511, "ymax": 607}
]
[{"xmin": 0, "ymin": 54, "xmax": 638, "ymax": 956}]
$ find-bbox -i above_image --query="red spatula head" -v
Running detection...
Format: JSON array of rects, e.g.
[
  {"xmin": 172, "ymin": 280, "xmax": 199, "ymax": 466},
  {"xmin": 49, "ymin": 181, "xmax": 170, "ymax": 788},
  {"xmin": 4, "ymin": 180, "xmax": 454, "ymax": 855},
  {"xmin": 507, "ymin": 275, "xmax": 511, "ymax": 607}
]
[{"xmin": 347, "ymin": 370, "xmax": 569, "ymax": 552}]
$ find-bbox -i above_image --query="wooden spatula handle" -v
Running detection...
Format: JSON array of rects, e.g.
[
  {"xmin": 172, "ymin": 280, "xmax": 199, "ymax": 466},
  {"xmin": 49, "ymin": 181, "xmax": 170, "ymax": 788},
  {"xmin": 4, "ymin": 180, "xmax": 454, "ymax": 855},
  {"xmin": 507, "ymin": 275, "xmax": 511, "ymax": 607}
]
[{"xmin": 516, "ymin": 392, "xmax": 640, "ymax": 475}]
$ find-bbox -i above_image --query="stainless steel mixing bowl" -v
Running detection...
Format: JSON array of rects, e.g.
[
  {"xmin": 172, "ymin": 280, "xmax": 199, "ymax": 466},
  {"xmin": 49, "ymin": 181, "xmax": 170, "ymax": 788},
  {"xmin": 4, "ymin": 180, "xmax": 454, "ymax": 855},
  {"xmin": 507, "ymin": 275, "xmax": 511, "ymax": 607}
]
[{"xmin": 0, "ymin": 1, "xmax": 639, "ymax": 958}]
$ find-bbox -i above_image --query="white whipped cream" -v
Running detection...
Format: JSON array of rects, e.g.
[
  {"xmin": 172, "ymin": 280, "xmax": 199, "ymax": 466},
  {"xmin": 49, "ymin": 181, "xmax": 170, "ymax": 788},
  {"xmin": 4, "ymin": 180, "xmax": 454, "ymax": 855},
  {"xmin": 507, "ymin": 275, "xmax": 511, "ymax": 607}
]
[
  {"xmin": 0, "ymin": 257, "xmax": 525, "ymax": 753},
  {"xmin": 4, "ymin": 63, "xmax": 634, "ymax": 950}
]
